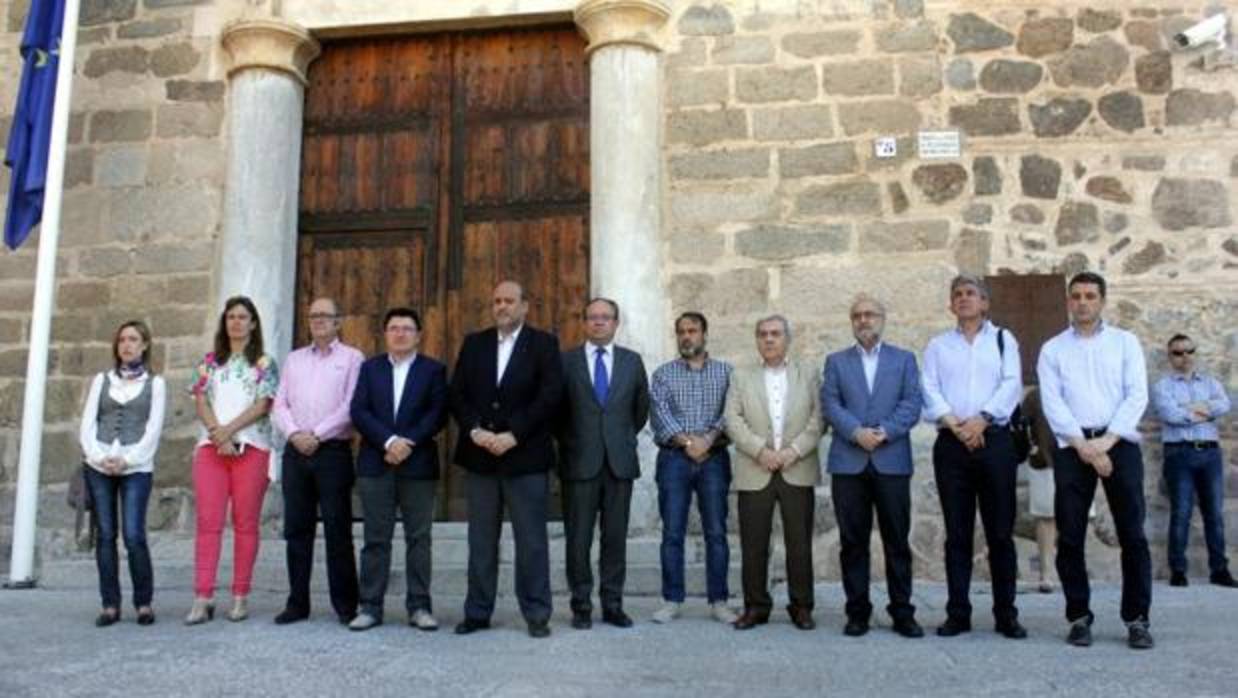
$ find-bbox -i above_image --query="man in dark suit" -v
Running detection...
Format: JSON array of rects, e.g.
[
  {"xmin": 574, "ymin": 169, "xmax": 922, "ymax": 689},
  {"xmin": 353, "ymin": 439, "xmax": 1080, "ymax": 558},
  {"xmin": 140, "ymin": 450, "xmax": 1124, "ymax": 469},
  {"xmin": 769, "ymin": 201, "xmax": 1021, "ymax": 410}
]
[
  {"xmin": 821, "ymin": 294, "xmax": 924, "ymax": 639},
  {"xmin": 347, "ymin": 307, "xmax": 448, "ymax": 632},
  {"xmin": 559, "ymin": 298, "xmax": 650, "ymax": 630},
  {"xmin": 451, "ymin": 280, "xmax": 564, "ymax": 638}
]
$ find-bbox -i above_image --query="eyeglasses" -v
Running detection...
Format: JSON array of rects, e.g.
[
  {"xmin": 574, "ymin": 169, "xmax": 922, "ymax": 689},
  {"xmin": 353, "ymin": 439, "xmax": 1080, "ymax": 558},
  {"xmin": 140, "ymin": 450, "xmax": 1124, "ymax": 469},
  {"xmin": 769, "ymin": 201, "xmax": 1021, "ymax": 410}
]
[
  {"xmin": 308, "ymin": 313, "xmax": 338, "ymax": 321},
  {"xmin": 1170, "ymin": 349, "xmax": 1196, "ymax": 357},
  {"xmin": 386, "ymin": 326, "xmax": 418, "ymax": 334}
]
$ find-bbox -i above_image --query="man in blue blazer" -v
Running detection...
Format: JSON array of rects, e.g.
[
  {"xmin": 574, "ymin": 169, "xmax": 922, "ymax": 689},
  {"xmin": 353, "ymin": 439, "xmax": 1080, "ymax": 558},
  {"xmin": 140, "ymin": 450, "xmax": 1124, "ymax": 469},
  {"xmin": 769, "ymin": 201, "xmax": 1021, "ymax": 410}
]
[
  {"xmin": 821, "ymin": 294, "xmax": 924, "ymax": 639},
  {"xmin": 347, "ymin": 307, "xmax": 448, "ymax": 632}
]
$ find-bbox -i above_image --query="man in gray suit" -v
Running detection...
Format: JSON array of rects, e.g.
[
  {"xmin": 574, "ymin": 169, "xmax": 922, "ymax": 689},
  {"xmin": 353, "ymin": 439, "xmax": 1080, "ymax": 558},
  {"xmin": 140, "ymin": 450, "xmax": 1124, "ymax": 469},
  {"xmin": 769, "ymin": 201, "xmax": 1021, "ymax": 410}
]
[
  {"xmin": 559, "ymin": 298, "xmax": 650, "ymax": 630},
  {"xmin": 821, "ymin": 294, "xmax": 924, "ymax": 639}
]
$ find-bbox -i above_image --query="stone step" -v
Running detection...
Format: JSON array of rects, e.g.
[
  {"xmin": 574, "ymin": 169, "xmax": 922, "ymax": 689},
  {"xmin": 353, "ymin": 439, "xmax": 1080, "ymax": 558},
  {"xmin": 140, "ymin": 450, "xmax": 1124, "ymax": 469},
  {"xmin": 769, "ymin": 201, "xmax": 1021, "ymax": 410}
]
[{"xmin": 37, "ymin": 523, "xmax": 744, "ymax": 598}]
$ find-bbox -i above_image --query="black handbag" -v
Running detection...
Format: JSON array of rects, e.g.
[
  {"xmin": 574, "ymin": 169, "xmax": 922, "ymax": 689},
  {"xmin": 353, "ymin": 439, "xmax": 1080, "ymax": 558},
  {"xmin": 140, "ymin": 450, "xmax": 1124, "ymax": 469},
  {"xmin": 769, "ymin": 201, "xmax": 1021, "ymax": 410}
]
[
  {"xmin": 67, "ymin": 464, "xmax": 96, "ymax": 551},
  {"xmin": 996, "ymin": 328, "xmax": 1033, "ymax": 464}
]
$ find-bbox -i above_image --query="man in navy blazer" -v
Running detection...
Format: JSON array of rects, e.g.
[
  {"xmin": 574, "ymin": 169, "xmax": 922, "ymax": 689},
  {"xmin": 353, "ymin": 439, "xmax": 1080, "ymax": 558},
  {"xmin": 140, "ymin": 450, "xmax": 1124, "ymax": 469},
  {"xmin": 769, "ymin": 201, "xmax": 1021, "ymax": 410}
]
[
  {"xmin": 347, "ymin": 307, "xmax": 448, "ymax": 632},
  {"xmin": 821, "ymin": 294, "xmax": 924, "ymax": 639},
  {"xmin": 450, "ymin": 280, "xmax": 564, "ymax": 638}
]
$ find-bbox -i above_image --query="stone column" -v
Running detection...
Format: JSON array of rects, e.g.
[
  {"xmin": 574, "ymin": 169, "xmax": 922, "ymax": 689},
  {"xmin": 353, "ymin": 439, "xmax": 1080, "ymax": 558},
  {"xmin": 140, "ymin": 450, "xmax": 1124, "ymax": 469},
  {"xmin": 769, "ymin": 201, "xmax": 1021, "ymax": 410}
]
[
  {"xmin": 574, "ymin": 0, "xmax": 670, "ymax": 533},
  {"xmin": 219, "ymin": 18, "xmax": 321, "ymax": 357},
  {"xmin": 574, "ymin": 0, "xmax": 670, "ymax": 362}
]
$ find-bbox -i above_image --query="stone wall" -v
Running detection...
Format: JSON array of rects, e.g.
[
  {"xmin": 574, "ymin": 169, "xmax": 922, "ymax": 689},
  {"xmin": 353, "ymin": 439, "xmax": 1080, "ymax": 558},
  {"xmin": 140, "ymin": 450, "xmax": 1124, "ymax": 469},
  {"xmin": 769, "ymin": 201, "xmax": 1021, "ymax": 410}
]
[
  {"xmin": 663, "ymin": 1, "xmax": 1237, "ymax": 580},
  {"xmin": 0, "ymin": 0, "xmax": 229, "ymax": 556}
]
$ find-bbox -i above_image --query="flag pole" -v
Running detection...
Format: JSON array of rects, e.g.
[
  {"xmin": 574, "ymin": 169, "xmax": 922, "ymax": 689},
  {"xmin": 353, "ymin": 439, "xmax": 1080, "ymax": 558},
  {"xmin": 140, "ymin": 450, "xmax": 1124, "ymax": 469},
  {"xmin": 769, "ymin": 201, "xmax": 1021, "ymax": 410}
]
[{"xmin": 7, "ymin": 0, "xmax": 82, "ymax": 587}]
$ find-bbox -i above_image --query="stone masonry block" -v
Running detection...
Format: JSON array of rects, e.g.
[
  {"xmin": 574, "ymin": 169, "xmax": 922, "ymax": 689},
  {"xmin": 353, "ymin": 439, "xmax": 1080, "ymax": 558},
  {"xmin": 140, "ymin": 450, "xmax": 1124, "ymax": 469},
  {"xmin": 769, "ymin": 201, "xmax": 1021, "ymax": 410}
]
[
  {"xmin": 166, "ymin": 80, "xmax": 226, "ymax": 103},
  {"xmin": 670, "ymin": 186, "xmax": 775, "ymax": 227},
  {"xmin": 978, "ymin": 59, "xmax": 1043, "ymax": 94},
  {"xmin": 667, "ymin": 69, "xmax": 728, "ymax": 108},
  {"xmin": 133, "ymin": 242, "xmax": 214, "ymax": 274},
  {"xmin": 669, "ymin": 148, "xmax": 770, "ymax": 181},
  {"xmin": 821, "ymin": 59, "xmax": 895, "ymax": 97},
  {"xmin": 670, "ymin": 269, "xmax": 769, "ymax": 317},
  {"xmin": 898, "ymin": 56, "xmax": 942, "ymax": 98},
  {"xmin": 875, "ymin": 21, "xmax": 938, "ymax": 53},
  {"xmin": 83, "ymin": 46, "xmax": 149, "ymax": 78},
  {"xmin": 95, "ymin": 146, "xmax": 148, "ymax": 188},
  {"xmin": 859, "ymin": 219, "xmax": 951, "ymax": 253},
  {"xmin": 81, "ymin": 0, "xmax": 137, "ymax": 26},
  {"xmin": 838, "ymin": 100, "xmax": 922, "ymax": 136},
  {"xmin": 149, "ymin": 42, "xmax": 201, "ymax": 78},
  {"xmin": 781, "ymin": 31, "xmax": 861, "ymax": 59},
  {"xmin": 668, "ymin": 110, "xmax": 747, "ymax": 147},
  {"xmin": 117, "ymin": 17, "xmax": 182, "ymax": 39},
  {"xmin": 948, "ymin": 13, "xmax": 1014, "ymax": 53},
  {"xmin": 736, "ymin": 66, "xmax": 817, "ymax": 103},
  {"xmin": 710, "ymin": 36, "xmax": 774, "ymax": 65},
  {"xmin": 779, "ymin": 143, "xmax": 858, "ymax": 178},
  {"xmin": 678, "ymin": 4, "xmax": 735, "ymax": 36},
  {"xmin": 751, "ymin": 105, "xmax": 833, "ymax": 142},
  {"xmin": 1016, "ymin": 17, "xmax": 1073, "ymax": 58},
  {"xmin": 156, "ymin": 103, "xmax": 223, "ymax": 139},
  {"xmin": 1047, "ymin": 36, "xmax": 1129, "ymax": 88},
  {"xmin": 734, "ymin": 224, "xmax": 851, "ymax": 261},
  {"xmin": 89, "ymin": 110, "xmax": 152, "ymax": 143},
  {"xmin": 1151, "ymin": 178, "xmax": 1232, "ymax": 230},
  {"xmin": 794, "ymin": 180, "xmax": 882, "ymax": 217}
]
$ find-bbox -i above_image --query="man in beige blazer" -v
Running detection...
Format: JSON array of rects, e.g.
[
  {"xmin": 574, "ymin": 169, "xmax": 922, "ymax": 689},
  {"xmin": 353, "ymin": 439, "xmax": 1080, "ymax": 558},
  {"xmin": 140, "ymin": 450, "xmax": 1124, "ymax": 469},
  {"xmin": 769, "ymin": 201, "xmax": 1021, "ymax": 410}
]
[{"xmin": 724, "ymin": 315, "xmax": 823, "ymax": 630}]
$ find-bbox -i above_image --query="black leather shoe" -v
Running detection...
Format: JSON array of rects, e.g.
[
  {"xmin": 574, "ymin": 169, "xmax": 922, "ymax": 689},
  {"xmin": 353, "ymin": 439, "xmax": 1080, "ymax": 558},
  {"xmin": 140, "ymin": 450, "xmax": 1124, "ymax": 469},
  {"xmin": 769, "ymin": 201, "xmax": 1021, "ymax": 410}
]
[
  {"xmin": 601, "ymin": 609, "xmax": 634, "ymax": 628},
  {"xmin": 1170, "ymin": 571, "xmax": 1188, "ymax": 587},
  {"xmin": 843, "ymin": 618, "xmax": 869, "ymax": 637},
  {"xmin": 1067, "ymin": 618, "xmax": 1092, "ymax": 647},
  {"xmin": 527, "ymin": 621, "xmax": 551, "ymax": 638},
  {"xmin": 892, "ymin": 618, "xmax": 924, "ymax": 638},
  {"xmin": 337, "ymin": 611, "xmax": 357, "ymax": 625},
  {"xmin": 787, "ymin": 606, "xmax": 815, "ymax": 631},
  {"xmin": 936, "ymin": 617, "xmax": 971, "ymax": 637},
  {"xmin": 454, "ymin": 618, "xmax": 491, "ymax": 635},
  {"xmin": 1127, "ymin": 620, "xmax": 1154, "ymax": 650},
  {"xmin": 136, "ymin": 610, "xmax": 156, "ymax": 626},
  {"xmin": 95, "ymin": 609, "xmax": 120, "ymax": 627},
  {"xmin": 274, "ymin": 608, "xmax": 309, "ymax": 625},
  {"xmin": 732, "ymin": 610, "xmax": 769, "ymax": 630},
  {"xmin": 1210, "ymin": 570, "xmax": 1238, "ymax": 588},
  {"xmin": 995, "ymin": 620, "xmax": 1028, "ymax": 639},
  {"xmin": 571, "ymin": 610, "xmax": 592, "ymax": 630}
]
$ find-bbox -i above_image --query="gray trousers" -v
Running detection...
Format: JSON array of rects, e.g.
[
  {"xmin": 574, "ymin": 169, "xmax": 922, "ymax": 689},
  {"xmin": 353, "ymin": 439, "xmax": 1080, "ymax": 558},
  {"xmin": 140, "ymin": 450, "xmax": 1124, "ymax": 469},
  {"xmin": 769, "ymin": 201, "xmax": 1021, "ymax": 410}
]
[
  {"xmin": 463, "ymin": 471, "xmax": 552, "ymax": 624},
  {"xmin": 357, "ymin": 473, "xmax": 436, "ymax": 619},
  {"xmin": 563, "ymin": 467, "xmax": 633, "ymax": 614}
]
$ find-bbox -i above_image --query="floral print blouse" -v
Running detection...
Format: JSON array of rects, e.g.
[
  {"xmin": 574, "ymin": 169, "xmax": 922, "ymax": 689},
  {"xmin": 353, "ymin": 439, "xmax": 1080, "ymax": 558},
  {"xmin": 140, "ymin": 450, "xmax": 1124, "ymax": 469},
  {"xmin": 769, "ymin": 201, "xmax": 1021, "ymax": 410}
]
[{"xmin": 190, "ymin": 352, "xmax": 280, "ymax": 451}]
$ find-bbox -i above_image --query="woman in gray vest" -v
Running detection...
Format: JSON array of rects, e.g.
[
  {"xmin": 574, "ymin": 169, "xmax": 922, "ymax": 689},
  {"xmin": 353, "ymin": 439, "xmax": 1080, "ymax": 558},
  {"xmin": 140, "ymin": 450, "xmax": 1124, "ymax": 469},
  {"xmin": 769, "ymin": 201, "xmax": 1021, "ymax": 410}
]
[{"xmin": 77, "ymin": 320, "xmax": 167, "ymax": 626}]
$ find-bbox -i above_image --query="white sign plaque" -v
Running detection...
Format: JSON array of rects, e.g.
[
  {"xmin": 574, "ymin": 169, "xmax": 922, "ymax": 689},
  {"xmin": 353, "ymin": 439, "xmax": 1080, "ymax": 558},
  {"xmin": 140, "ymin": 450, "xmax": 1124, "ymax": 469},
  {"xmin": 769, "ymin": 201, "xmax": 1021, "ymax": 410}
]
[{"xmin": 918, "ymin": 130, "xmax": 962, "ymax": 159}]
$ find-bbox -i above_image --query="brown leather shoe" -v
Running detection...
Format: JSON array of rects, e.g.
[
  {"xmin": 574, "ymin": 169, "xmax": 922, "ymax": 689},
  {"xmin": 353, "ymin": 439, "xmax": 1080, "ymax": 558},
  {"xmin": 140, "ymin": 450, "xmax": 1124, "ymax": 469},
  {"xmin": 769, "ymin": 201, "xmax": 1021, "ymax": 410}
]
[
  {"xmin": 788, "ymin": 606, "xmax": 815, "ymax": 631},
  {"xmin": 732, "ymin": 609, "xmax": 769, "ymax": 630}
]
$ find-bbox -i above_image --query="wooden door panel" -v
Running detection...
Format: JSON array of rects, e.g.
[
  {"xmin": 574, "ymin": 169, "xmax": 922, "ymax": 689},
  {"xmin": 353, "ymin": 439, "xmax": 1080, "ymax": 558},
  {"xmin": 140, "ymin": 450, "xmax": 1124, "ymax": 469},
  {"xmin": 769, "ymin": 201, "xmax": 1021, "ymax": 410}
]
[
  {"xmin": 987, "ymin": 274, "xmax": 1068, "ymax": 385},
  {"xmin": 299, "ymin": 25, "xmax": 590, "ymax": 520}
]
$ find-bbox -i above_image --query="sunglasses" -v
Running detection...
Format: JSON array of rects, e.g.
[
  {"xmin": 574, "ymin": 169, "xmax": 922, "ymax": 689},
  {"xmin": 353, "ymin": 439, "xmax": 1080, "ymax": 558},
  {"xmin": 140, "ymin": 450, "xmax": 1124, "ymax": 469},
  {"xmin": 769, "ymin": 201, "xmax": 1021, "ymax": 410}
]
[{"xmin": 1170, "ymin": 349, "xmax": 1196, "ymax": 357}]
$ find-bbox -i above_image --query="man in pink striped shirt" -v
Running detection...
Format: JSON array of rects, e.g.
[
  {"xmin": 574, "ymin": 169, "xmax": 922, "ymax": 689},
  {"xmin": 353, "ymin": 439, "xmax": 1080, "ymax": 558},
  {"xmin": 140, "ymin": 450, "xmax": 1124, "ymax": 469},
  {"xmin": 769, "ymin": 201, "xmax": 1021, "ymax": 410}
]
[{"xmin": 271, "ymin": 297, "xmax": 364, "ymax": 625}]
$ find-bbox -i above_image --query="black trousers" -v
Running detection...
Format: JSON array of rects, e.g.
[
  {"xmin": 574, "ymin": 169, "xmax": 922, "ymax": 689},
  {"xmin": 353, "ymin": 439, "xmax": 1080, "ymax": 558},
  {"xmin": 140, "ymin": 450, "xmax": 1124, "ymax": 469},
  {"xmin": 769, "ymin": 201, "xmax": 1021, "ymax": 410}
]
[
  {"xmin": 357, "ymin": 472, "xmax": 436, "ymax": 619},
  {"xmin": 281, "ymin": 441, "xmax": 358, "ymax": 618},
  {"xmin": 463, "ymin": 471, "xmax": 552, "ymax": 624},
  {"xmin": 738, "ymin": 471, "xmax": 815, "ymax": 615},
  {"xmin": 832, "ymin": 464, "xmax": 915, "ymax": 623},
  {"xmin": 563, "ymin": 465, "xmax": 633, "ymax": 614},
  {"xmin": 933, "ymin": 428, "xmax": 1019, "ymax": 624},
  {"xmin": 1054, "ymin": 439, "xmax": 1152, "ymax": 624}
]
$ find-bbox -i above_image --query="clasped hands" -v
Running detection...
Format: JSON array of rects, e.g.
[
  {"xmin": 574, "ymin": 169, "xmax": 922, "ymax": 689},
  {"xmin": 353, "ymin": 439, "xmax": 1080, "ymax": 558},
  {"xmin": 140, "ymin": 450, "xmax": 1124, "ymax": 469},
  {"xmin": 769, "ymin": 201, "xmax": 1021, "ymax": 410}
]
[
  {"xmin": 756, "ymin": 446, "xmax": 799, "ymax": 472},
  {"xmin": 99, "ymin": 456, "xmax": 127, "ymax": 475},
  {"xmin": 676, "ymin": 431, "xmax": 719, "ymax": 464},
  {"xmin": 470, "ymin": 428, "xmax": 518, "ymax": 457},
  {"xmin": 852, "ymin": 426, "xmax": 888, "ymax": 453},
  {"xmin": 941, "ymin": 415, "xmax": 989, "ymax": 452},
  {"xmin": 207, "ymin": 422, "xmax": 242, "ymax": 457},
  {"xmin": 1070, "ymin": 433, "xmax": 1120, "ymax": 478}
]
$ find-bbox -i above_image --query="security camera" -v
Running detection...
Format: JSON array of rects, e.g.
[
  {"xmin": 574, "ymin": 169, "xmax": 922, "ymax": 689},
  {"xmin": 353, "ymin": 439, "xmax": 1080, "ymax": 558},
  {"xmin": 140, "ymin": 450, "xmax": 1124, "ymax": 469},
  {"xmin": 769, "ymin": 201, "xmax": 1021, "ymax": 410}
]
[{"xmin": 1174, "ymin": 13, "xmax": 1228, "ymax": 50}]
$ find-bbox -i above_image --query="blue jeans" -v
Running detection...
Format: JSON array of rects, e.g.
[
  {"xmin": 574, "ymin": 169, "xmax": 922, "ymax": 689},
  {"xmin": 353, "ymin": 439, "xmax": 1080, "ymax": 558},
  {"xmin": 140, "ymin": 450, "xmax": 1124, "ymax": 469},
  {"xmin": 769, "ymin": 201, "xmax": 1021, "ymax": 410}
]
[
  {"xmin": 1164, "ymin": 444, "xmax": 1229, "ymax": 575},
  {"xmin": 83, "ymin": 468, "xmax": 153, "ymax": 609},
  {"xmin": 656, "ymin": 448, "xmax": 731, "ymax": 604}
]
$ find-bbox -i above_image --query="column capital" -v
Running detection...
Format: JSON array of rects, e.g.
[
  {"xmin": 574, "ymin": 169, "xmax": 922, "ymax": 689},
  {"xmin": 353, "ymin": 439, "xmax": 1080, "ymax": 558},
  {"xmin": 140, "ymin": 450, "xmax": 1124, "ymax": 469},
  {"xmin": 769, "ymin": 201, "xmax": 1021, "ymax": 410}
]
[
  {"xmin": 574, "ymin": 0, "xmax": 671, "ymax": 55},
  {"xmin": 222, "ymin": 17, "xmax": 321, "ymax": 86}
]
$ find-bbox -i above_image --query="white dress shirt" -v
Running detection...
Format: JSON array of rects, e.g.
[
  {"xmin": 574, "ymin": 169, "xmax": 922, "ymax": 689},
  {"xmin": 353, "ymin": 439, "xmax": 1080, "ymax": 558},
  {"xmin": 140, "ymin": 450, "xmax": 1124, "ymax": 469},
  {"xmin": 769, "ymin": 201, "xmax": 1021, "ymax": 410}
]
[
  {"xmin": 858, "ymin": 342, "xmax": 882, "ymax": 393},
  {"xmin": 763, "ymin": 362, "xmax": 789, "ymax": 449},
  {"xmin": 384, "ymin": 352, "xmax": 417, "ymax": 450},
  {"xmin": 1036, "ymin": 322, "xmax": 1148, "ymax": 447},
  {"xmin": 586, "ymin": 341, "xmax": 615, "ymax": 388},
  {"xmin": 921, "ymin": 321, "xmax": 1023, "ymax": 424},
  {"xmin": 497, "ymin": 324, "xmax": 523, "ymax": 385}
]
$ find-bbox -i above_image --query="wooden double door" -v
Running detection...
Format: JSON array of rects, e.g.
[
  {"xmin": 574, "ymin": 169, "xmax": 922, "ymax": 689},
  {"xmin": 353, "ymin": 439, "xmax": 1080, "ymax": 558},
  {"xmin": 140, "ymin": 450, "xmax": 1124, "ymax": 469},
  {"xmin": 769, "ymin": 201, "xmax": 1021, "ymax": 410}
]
[{"xmin": 295, "ymin": 26, "xmax": 591, "ymax": 519}]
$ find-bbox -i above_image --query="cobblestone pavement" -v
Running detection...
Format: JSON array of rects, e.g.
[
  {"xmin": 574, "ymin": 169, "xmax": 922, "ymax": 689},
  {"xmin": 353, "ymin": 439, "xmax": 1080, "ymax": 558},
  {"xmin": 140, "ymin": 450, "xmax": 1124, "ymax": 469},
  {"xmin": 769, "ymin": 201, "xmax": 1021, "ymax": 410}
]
[{"xmin": 1, "ymin": 581, "xmax": 1234, "ymax": 697}]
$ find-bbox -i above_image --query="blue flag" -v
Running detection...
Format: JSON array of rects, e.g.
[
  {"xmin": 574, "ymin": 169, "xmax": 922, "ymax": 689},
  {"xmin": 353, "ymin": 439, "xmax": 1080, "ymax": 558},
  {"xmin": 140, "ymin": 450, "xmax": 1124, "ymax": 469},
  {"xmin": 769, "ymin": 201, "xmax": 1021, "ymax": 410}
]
[{"xmin": 4, "ymin": 0, "xmax": 66, "ymax": 250}]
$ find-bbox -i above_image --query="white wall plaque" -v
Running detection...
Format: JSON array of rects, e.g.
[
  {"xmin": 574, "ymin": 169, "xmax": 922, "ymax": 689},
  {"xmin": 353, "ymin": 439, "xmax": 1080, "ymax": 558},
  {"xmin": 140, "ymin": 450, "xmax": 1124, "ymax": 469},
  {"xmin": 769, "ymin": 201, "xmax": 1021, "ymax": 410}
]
[{"xmin": 918, "ymin": 130, "xmax": 962, "ymax": 159}]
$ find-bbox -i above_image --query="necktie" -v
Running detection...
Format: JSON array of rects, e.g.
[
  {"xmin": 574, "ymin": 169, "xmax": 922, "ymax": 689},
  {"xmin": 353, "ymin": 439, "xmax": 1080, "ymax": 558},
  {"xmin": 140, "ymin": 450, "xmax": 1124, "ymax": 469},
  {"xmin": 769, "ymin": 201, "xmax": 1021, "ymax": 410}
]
[{"xmin": 593, "ymin": 347, "xmax": 609, "ymax": 405}]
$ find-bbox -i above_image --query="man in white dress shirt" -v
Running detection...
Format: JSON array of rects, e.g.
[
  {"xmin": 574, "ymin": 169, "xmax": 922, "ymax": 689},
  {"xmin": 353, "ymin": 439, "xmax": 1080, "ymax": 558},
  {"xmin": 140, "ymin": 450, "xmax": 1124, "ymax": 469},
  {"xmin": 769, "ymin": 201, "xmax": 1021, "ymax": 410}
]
[
  {"xmin": 921, "ymin": 275, "xmax": 1026, "ymax": 640},
  {"xmin": 1036, "ymin": 271, "xmax": 1153, "ymax": 650}
]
